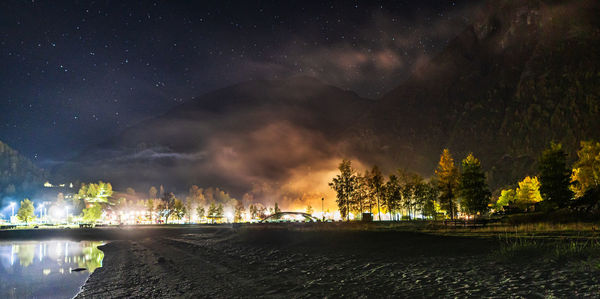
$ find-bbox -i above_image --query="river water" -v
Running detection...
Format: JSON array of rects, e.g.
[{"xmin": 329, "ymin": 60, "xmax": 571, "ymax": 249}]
[{"xmin": 0, "ymin": 240, "xmax": 104, "ymax": 299}]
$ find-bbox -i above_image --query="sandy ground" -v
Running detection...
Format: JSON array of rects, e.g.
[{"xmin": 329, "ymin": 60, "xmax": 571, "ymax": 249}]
[{"xmin": 63, "ymin": 226, "xmax": 600, "ymax": 298}]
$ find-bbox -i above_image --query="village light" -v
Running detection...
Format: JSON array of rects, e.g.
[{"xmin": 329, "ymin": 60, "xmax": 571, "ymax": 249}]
[{"xmin": 225, "ymin": 212, "xmax": 233, "ymax": 223}]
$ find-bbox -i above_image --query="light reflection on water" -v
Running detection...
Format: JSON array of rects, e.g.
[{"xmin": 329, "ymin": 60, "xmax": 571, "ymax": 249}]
[{"xmin": 0, "ymin": 240, "xmax": 105, "ymax": 299}]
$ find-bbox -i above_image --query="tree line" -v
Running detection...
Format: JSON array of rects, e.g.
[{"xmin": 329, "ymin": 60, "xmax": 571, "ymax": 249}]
[
  {"xmin": 330, "ymin": 140, "xmax": 600, "ymax": 220},
  {"xmin": 496, "ymin": 141, "xmax": 600, "ymax": 213},
  {"xmin": 329, "ymin": 150, "xmax": 489, "ymax": 220},
  {"xmin": 12, "ymin": 181, "xmax": 288, "ymax": 224}
]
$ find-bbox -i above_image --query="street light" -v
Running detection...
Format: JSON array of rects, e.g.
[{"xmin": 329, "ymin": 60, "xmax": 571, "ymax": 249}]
[
  {"xmin": 10, "ymin": 202, "xmax": 15, "ymax": 220},
  {"xmin": 65, "ymin": 206, "xmax": 70, "ymax": 224},
  {"xmin": 38, "ymin": 203, "xmax": 44, "ymax": 218},
  {"xmin": 321, "ymin": 197, "xmax": 324, "ymax": 222}
]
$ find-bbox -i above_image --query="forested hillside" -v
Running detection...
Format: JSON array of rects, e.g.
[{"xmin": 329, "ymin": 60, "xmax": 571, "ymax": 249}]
[
  {"xmin": 0, "ymin": 140, "xmax": 47, "ymax": 201},
  {"xmin": 350, "ymin": 0, "xmax": 600, "ymax": 191}
]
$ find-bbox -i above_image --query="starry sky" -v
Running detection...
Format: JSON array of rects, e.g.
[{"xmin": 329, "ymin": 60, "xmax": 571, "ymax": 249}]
[{"xmin": 0, "ymin": 0, "xmax": 481, "ymax": 166}]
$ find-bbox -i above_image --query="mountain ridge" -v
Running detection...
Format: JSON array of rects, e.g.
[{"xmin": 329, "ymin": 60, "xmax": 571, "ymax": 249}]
[{"xmin": 56, "ymin": 76, "xmax": 372, "ymax": 203}]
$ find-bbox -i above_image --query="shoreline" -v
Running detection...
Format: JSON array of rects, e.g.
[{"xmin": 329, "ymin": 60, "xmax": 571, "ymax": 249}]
[
  {"xmin": 0, "ymin": 224, "xmax": 229, "ymax": 241},
  {"xmin": 73, "ymin": 242, "xmax": 111, "ymax": 299},
  {"xmin": 3, "ymin": 225, "xmax": 599, "ymax": 297}
]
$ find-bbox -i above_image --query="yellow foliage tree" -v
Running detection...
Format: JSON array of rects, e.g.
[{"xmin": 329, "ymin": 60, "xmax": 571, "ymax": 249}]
[
  {"xmin": 16, "ymin": 199, "xmax": 36, "ymax": 225},
  {"xmin": 78, "ymin": 181, "xmax": 113, "ymax": 203},
  {"xmin": 570, "ymin": 141, "xmax": 600, "ymax": 197},
  {"xmin": 435, "ymin": 149, "xmax": 459, "ymax": 219},
  {"xmin": 495, "ymin": 189, "xmax": 516, "ymax": 210},
  {"xmin": 515, "ymin": 176, "xmax": 543, "ymax": 211}
]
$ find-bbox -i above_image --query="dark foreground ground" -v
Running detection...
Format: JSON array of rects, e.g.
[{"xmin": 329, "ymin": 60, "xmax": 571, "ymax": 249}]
[{"xmin": 2, "ymin": 224, "xmax": 599, "ymax": 298}]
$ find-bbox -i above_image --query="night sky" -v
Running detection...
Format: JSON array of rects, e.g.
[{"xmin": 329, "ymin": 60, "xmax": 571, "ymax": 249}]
[{"xmin": 1, "ymin": 0, "xmax": 480, "ymax": 166}]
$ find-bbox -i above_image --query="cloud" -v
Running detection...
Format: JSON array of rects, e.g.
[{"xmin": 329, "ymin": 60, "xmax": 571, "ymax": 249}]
[
  {"xmin": 125, "ymin": 148, "xmax": 207, "ymax": 161},
  {"xmin": 68, "ymin": 122, "xmax": 353, "ymax": 210},
  {"xmin": 59, "ymin": 75, "xmax": 372, "ymax": 211},
  {"xmin": 240, "ymin": 3, "xmax": 484, "ymax": 98},
  {"xmin": 205, "ymin": 121, "xmax": 340, "ymax": 196}
]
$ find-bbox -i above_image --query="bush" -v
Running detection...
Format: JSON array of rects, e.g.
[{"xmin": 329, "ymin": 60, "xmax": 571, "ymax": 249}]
[{"xmin": 571, "ymin": 186, "xmax": 600, "ymax": 213}]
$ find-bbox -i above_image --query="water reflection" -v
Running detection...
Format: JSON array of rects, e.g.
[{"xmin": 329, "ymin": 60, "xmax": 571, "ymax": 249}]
[{"xmin": 0, "ymin": 240, "xmax": 104, "ymax": 299}]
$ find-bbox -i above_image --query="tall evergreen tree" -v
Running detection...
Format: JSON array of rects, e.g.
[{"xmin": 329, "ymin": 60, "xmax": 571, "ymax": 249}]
[
  {"xmin": 435, "ymin": 149, "xmax": 459, "ymax": 219},
  {"xmin": 458, "ymin": 153, "xmax": 491, "ymax": 217},
  {"xmin": 216, "ymin": 203, "xmax": 224, "ymax": 219},
  {"xmin": 412, "ymin": 175, "xmax": 428, "ymax": 218},
  {"xmin": 421, "ymin": 181, "xmax": 439, "ymax": 220},
  {"xmin": 367, "ymin": 165, "xmax": 384, "ymax": 220},
  {"xmin": 158, "ymin": 192, "xmax": 176, "ymax": 223},
  {"xmin": 207, "ymin": 203, "xmax": 217, "ymax": 223},
  {"xmin": 351, "ymin": 172, "xmax": 369, "ymax": 216},
  {"xmin": 397, "ymin": 169, "xmax": 413, "ymax": 219},
  {"xmin": 538, "ymin": 142, "xmax": 573, "ymax": 208},
  {"xmin": 329, "ymin": 159, "xmax": 358, "ymax": 220},
  {"xmin": 383, "ymin": 174, "xmax": 402, "ymax": 220}
]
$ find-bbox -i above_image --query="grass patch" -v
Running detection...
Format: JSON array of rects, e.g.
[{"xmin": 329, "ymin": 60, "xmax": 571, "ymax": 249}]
[
  {"xmin": 494, "ymin": 231, "xmax": 600, "ymax": 264},
  {"xmin": 503, "ymin": 210, "xmax": 600, "ymax": 225}
]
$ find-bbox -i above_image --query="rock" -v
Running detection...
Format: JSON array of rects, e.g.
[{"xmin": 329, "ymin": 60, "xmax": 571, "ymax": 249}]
[
  {"xmin": 157, "ymin": 257, "xmax": 166, "ymax": 263},
  {"xmin": 71, "ymin": 268, "xmax": 87, "ymax": 272}
]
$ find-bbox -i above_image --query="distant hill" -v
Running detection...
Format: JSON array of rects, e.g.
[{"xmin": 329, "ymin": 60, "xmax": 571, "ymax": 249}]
[
  {"xmin": 0, "ymin": 140, "xmax": 47, "ymax": 202},
  {"xmin": 58, "ymin": 76, "xmax": 372, "ymax": 203},
  {"xmin": 349, "ymin": 0, "xmax": 600, "ymax": 191}
]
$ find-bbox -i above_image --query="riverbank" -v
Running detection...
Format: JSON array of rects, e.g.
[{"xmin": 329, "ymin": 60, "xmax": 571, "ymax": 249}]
[
  {"xmin": 71, "ymin": 225, "xmax": 600, "ymax": 298},
  {"xmin": 0, "ymin": 224, "xmax": 223, "ymax": 241}
]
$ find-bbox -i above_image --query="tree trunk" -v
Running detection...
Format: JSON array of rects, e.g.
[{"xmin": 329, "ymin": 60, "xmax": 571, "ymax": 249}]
[
  {"xmin": 376, "ymin": 196, "xmax": 381, "ymax": 221},
  {"xmin": 360, "ymin": 200, "xmax": 363, "ymax": 217},
  {"xmin": 346, "ymin": 194, "xmax": 350, "ymax": 221}
]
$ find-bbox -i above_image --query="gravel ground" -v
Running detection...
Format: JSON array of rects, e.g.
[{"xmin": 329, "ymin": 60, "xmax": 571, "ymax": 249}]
[{"xmin": 76, "ymin": 228, "xmax": 600, "ymax": 298}]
